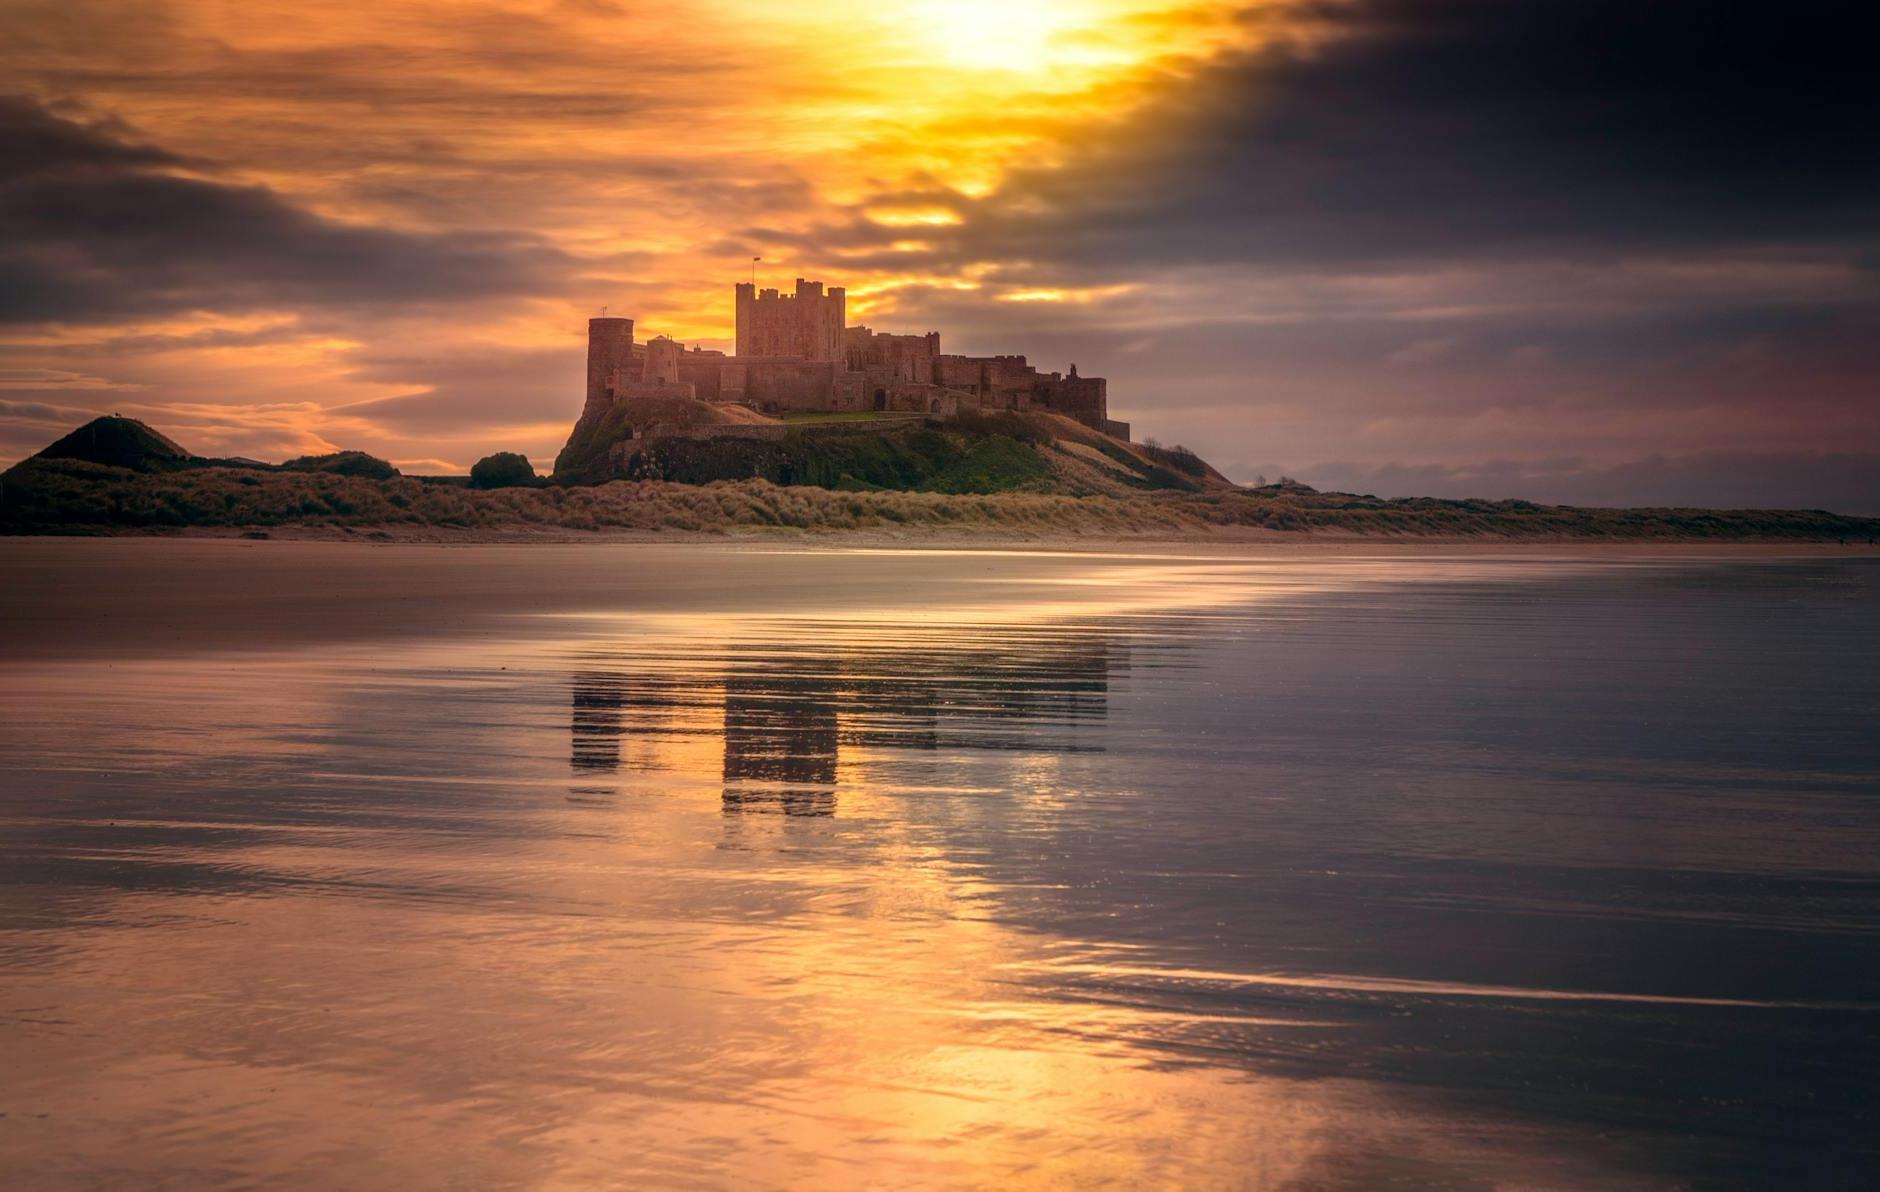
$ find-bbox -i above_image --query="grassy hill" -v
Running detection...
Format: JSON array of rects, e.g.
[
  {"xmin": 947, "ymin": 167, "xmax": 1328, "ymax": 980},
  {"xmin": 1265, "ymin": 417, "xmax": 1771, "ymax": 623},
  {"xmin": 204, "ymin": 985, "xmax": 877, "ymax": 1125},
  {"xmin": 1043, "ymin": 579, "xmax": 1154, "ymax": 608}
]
[
  {"xmin": 554, "ymin": 393, "xmax": 779, "ymax": 481},
  {"xmin": 32, "ymin": 416, "xmax": 193, "ymax": 471},
  {"xmin": 560, "ymin": 405, "xmax": 1235, "ymax": 497}
]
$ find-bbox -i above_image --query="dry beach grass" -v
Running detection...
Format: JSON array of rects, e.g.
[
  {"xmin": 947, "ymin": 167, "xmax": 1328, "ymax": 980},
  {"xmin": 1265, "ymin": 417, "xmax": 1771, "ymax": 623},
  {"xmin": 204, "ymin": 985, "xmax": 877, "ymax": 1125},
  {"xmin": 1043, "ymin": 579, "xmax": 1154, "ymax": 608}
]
[{"xmin": 5, "ymin": 456, "xmax": 1876, "ymax": 542}]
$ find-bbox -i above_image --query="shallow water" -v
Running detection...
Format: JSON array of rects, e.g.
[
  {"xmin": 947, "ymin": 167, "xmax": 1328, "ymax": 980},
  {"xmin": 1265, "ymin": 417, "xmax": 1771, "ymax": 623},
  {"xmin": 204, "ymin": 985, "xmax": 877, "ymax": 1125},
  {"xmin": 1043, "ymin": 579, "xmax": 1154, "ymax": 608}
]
[{"xmin": 2, "ymin": 541, "xmax": 1877, "ymax": 1188}]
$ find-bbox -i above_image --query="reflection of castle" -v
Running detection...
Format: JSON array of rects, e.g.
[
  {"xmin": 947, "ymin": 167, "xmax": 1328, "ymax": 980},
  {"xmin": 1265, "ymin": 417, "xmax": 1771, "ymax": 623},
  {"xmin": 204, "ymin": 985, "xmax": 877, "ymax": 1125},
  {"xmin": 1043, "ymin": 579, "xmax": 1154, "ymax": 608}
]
[
  {"xmin": 721, "ymin": 670, "xmax": 839, "ymax": 818},
  {"xmin": 568, "ymin": 624, "xmax": 1126, "ymax": 817},
  {"xmin": 571, "ymin": 674, "xmax": 629, "ymax": 774},
  {"xmin": 582, "ymin": 279, "xmax": 1130, "ymax": 439}
]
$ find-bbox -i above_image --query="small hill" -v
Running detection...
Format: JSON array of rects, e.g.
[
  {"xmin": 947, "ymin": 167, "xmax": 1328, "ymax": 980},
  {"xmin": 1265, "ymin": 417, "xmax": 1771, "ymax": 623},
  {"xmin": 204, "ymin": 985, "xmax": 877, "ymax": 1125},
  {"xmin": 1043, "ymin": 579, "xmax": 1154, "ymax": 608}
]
[
  {"xmin": 1017, "ymin": 411, "xmax": 1237, "ymax": 496},
  {"xmin": 555, "ymin": 404, "xmax": 1219, "ymax": 496},
  {"xmin": 26, "ymin": 416, "xmax": 191, "ymax": 472},
  {"xmin": 283, "ymin": 451, "xmax": 400, "ymax": 480},
  {"xmin": 556, "ymin": 395, "xmax": 781, "ymax": 483}
]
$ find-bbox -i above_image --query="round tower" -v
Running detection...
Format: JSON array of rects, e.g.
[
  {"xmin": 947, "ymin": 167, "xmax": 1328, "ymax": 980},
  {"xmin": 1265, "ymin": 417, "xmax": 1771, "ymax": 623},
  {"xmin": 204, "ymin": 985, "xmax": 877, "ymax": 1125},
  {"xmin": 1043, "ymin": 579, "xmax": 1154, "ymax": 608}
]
[
  {"xmin": 585, "ymin": 317, "xmax": 635, "ymax": 417},
  {"xmin": 643, "ymin": 335, "xmax": 682, "ymax": 385}
]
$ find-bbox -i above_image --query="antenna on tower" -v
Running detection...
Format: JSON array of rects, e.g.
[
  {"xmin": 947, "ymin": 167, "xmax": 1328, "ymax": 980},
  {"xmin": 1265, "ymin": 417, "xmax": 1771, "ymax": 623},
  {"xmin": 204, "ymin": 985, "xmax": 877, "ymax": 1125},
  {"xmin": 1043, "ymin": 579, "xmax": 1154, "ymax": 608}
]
[{"xmin": 600, "ymin": 305, "xmax": 608, "ymax": 317}]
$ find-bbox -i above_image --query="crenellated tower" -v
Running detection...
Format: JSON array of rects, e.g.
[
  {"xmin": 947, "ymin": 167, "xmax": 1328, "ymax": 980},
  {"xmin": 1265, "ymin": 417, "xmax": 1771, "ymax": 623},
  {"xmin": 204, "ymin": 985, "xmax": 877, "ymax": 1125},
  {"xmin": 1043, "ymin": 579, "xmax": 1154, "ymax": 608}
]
[{"xmin": 735, "ymin": 278, "xmax": 847, "ymax": 361}]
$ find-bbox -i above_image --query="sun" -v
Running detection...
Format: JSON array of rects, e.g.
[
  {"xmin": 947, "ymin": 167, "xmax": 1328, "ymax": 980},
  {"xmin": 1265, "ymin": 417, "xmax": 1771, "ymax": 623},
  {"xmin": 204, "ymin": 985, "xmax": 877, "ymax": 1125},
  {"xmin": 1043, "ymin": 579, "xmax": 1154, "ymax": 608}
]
[{"xmin": 904, "ymin": 0, "xmax": 1111, "ymax": 72}]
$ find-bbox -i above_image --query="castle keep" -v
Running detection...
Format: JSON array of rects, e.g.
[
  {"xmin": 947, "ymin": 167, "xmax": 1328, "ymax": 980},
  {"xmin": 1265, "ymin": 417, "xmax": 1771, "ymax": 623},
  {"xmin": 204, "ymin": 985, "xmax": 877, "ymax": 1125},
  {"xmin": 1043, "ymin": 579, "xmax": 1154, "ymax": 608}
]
[{"xmin": 582, "ymin": 277, "xmax": 1130, "ymax": 440}]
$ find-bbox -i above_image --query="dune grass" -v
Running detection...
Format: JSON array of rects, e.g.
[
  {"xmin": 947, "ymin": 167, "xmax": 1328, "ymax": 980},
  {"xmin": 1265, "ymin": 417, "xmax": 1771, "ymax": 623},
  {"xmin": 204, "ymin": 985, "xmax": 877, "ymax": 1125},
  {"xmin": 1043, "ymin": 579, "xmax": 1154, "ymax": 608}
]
[{"xmin": 5, "ymin": 456, "xmax": 1876, "ymax": 540}]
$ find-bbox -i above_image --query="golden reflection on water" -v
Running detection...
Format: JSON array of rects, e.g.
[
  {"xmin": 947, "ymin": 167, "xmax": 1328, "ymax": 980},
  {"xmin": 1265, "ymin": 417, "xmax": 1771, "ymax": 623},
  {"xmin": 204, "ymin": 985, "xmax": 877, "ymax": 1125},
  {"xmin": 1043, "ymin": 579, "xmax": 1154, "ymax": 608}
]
[{"xmin": 4, "ymin": 545, "xmax": 1871, "ymax": 1187}]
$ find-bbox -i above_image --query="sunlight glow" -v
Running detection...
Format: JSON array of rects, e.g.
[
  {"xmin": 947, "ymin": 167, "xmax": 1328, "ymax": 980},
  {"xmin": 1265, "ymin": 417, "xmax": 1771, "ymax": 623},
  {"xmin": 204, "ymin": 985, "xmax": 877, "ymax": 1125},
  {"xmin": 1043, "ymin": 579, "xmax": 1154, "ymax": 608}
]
[
  {"xmin": 999, "ymin": 285, "xmax": 1137, "ymax": 304},
  {"xmin": 905, "ymin": 0, "xmax": 1105, "ymax": 71},
  {"xmin": 865, "ymin": 207, "xmax": 966, "ymax": 228}
]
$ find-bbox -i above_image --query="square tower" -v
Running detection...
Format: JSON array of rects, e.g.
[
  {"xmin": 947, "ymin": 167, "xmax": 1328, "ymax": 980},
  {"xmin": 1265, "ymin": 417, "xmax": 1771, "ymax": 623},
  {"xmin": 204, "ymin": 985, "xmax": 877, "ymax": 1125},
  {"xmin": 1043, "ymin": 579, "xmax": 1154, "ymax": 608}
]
[{"xmin": 735, "ymin": 278, "xmax": 847, "ymax": 361}]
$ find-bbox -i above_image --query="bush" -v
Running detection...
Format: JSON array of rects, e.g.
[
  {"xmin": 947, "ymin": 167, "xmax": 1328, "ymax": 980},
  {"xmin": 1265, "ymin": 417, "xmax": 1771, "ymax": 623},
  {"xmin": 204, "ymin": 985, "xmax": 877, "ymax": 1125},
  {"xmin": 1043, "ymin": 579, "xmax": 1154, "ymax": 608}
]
[
  {"xmin": 470, "ymin": 451, "xmax": 538, "ymax": 489},
  {"xmin": 1140, "ymin": 442, "xmax": 1209, "ymax": 478}
]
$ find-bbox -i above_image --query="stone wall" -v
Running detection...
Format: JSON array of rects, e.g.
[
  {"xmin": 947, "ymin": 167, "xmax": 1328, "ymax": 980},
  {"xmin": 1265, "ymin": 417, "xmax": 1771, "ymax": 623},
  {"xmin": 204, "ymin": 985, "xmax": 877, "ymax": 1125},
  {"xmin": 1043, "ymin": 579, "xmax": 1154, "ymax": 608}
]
[
  {"xmin": 677, "ymin": 350, "xmax": 731, "ymax": 400},
  {"xmin": 845, "ymin": 326, "xmax": 940, "ymax": 384},
  {"xmin": 608, "ymin": 378, "xmax": 697, "ymax": 404},
  {"xmin": 676, "ymin": 356, "xmax": 862, "ymax": 414},
  {"xmin": 934, "ymin": 354, "xmax": 1047, "ymax": 407},
  {"xmin": 1034, "ymin": 373, "xmax": 1108, "ymax": 425},
  {"xmin": 931, "ymin": 351, "xmax": 1120, "ymax": 435}
]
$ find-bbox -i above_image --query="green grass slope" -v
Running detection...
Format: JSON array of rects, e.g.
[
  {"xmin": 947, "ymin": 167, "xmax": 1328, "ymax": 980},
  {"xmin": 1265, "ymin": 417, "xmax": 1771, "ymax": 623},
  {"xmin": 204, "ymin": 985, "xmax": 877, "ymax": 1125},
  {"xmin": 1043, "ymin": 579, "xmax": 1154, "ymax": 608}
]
[
  {"xmin": 619, "ymin": 419, "xmax": 1053, "ymax": 495},
  {"xmin": 585, "ymin": 411, "xmax": 1183, "ymax": 496}
]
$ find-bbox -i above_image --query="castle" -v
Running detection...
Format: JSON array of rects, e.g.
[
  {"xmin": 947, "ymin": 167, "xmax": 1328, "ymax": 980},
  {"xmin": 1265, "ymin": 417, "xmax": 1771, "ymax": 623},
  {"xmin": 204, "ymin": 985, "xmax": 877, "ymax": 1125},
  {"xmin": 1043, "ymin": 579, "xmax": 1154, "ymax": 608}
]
[{"xmin": 581, "ymin": 278, "xmax": 1130, "ymax": 440}]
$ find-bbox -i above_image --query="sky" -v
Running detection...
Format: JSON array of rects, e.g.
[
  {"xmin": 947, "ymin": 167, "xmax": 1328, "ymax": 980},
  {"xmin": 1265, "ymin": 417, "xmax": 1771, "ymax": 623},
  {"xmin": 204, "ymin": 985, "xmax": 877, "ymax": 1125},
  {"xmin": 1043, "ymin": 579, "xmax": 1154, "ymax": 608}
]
[{"xmin": 2, "ymin": 0, "xmax": 1876, "ymax": 509}]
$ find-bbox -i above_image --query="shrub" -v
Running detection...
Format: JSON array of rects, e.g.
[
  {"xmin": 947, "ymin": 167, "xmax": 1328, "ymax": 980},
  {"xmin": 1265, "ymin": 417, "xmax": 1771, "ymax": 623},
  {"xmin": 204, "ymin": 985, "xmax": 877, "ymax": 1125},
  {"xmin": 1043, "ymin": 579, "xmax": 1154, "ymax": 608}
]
[
  {"xmin": 470, "ymin": 451, "xmax": 538, "ymax": 489},
  {"xmin": 1140, "ymin": 441, "xmax": 1209, "ymax": 478}
]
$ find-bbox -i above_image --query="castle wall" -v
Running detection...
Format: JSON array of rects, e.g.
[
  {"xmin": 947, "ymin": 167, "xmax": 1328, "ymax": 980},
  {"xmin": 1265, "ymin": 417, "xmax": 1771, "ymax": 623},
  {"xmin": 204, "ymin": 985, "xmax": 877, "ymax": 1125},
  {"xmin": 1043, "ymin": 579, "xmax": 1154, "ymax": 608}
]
[
  {"xmin": 676, "ymin": 349, "xmax": 730, "ymax": 400},
  {"xmin": 1034, "ymin": 374, "xmax": 1108, "ymax": 425},
  {"xmin": 931, "ymin": 352, "xmax": 1118, "ymax": 432},
  {"xmin": 642, "ymin": 336, "xmax": 682, "ymax": 384},
  {"xmin": 931, "ymin": 354, "xmax": 980, "ymax": 395},
  {"xmin": 934, "ymin": 354, "xmax": 1047, "ymax": 408},
  {"xmin": 881, "ymin": 383, "xmax": 959, "ymax": 416},
  {"xmin": 608, "ymin": 377, "xmax": 697, "ymax": 404},
  {"xmin": 677, "ymin": 354, "xmax": 858, "ymax": 413},
  {"xmin": 737, "ymin": 360, "xmax": 853, "ymax": 412},
  {"xmin": 845, "ymin": 326, "xmax": 939, "ymax": 384}
]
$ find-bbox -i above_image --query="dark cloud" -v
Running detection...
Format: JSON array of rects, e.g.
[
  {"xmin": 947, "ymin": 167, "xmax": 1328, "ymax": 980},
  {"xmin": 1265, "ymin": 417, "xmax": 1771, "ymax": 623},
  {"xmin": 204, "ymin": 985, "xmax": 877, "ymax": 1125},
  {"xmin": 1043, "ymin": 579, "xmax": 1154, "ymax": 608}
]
[
  {"xmin": 0, "ymin": 93, "xmax": 181, "ymax": 172},
  {"xmin": 0, "ymin": 96, "xmax": 574, "ymax": 324},
  {"xmin": 882, "ymin": 0, "xmax": 1880, "ymax": 271},
  {"xmin": 805, "ymin": 1, "xmax": 1880, "ymax": 512}
]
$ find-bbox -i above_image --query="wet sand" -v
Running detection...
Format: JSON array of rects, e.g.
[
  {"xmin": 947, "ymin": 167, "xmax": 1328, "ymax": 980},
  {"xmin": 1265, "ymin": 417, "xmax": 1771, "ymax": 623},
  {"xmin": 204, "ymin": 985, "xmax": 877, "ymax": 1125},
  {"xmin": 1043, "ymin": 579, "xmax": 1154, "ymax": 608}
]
[
  {"xmin": 3, "ymin": 540, "xmax": 1877, "ymax": 1187},
  {"xmin": 5, "ymin": 536, "xmax": 1874, "ymax": 662}
]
